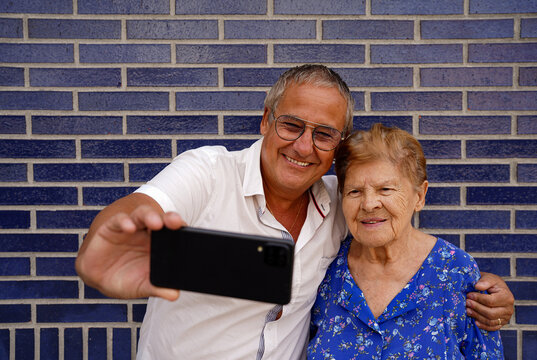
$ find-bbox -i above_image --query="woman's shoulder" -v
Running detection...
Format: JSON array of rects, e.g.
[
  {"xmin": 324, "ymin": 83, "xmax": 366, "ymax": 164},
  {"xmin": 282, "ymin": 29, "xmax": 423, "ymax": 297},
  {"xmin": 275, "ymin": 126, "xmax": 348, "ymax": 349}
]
[{"xmin": 426, "ymin": 238, "xmax": 481, "ymax": 286}]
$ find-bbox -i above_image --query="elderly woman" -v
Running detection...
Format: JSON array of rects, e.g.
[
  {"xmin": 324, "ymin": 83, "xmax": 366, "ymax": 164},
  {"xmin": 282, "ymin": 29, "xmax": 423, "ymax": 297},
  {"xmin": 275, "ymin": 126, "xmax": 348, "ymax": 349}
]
[{"xmin": 308, "ymin": 124, "xmax": 503, "ymax": 359}]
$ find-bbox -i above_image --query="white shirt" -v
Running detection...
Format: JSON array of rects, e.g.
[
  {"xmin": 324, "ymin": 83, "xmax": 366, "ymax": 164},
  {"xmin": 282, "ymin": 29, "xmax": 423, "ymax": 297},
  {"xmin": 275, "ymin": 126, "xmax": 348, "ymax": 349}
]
[{"xmin": 135, "ymin": 139, "xmax": 347, "ymax": 360}]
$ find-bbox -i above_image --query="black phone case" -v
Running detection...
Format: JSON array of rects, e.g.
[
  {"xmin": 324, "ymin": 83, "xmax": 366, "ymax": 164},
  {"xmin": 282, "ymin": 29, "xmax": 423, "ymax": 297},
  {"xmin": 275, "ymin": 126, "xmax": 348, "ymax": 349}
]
[{"xmin": 150, "ymin": 227, "xmax": 295, "ymax": 304}]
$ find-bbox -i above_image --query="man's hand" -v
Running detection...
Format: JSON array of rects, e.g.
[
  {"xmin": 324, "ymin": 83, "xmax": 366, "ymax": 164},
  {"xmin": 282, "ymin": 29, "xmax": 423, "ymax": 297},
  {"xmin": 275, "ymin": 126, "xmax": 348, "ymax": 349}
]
[
  {"xmin": 466, "ymin": 272, "xmax": 515, "ymax": 331},
  {"xmin": 76, "ymin": 193, "xmax": 185, "ymax": 301}
]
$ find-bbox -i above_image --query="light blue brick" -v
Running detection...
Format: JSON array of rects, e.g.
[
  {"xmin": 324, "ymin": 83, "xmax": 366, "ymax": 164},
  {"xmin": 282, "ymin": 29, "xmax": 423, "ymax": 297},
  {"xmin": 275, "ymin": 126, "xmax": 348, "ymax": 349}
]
[
  {"xmin": 521, "ymin": 19, "xmax": 537, "ymax": 38},
  {"xmin": 0, "ymin": 0, "xmax": 72, "ymax": 14},
  {"xmin": 470, "ymin": 0, "xmax": 537, "ymax": 14},
  {"xmin": 224, "ymin": 68, "xmax": 286, "ymax": 87},
  {"xmin": 372, "ymin": 0, "xmax": 463, "ymax": 15},
  {"xmin": 0, "ymin": 67, "xmax": 24, "ymax": 86},
  {"xmin": 79, "ymin": 0, "xmax": 168, "ymax": 14},
  {"xmin": 0, "ymin": 18, "xmax": 23, "ymax": 38},
  {"xmin": 0, "ymin": 91, "xmax": 72, "ymax": 110},
  {"xmin": 518, "ymin": 115, "xmax": 537, "ymax": 134},
  {"xmin": 176, "ymin": 91, "xmax": 266, "ymax": 111},
  {"xmin": 371, "ymin": 92, "xmax": 462, "ymax": 111},
  {"xmin": 30, "ymin": 68, "xmax": 121, "ymax": 87},
  {"xmin": 78, "ymin": 92, "xmax": 169, "ymax": 111},
  {"xmin": 371, "ymin": 44, "xmax": 462, "ymax": 64},
  {"xmin": 337, "ymin": 68, "xmax": 412, "ymax": 87},
  {"xmin": 127, "ymin": 68, "xmax": 217, "ymax": 87},
  {"xmin": 32, "ymin": 116, "xmax": 122, "ymax": 135},
  {"xmin": 468, "ymin": 91, "xmax": 537, "ymax": 110},
  {"xmin": 176, "ymin": 44, "xmax": 266, "ymax": 64},
  {"xmin": 80, "ymin": 44, "xmax": 170, "ymax": 63},
  {"xmin": 469, "ymin": 43, "xmax": 537, "ymax": 63},
  {"xmin": 225, "ymin": 20, "xmax": 315, "ymax": 39},
  {"xmin": 127, "ymin": 20, "xmax": 217, "ymax": 39},
  {"xmin": 420, "ymin": 116, "xmax": 511, "ymax": 134},
  {"xmin": 520, "ymin": 67, "xmax": 537, "ymax": 86},
  {"xmin": 176, "ymin": 0, "xmax": 265, "ymax": 15},
  {"xmin": 274, "ymin": 44, "xmax": 364, "ymax": 63},
  {"xmin": 28, "ymin": 19, "xmax": 120, "ymax": 39},
  {"xmin": 421, "ymin": 19, "xmax": 513, "ymax": 39},
  {"xmin": 275, "ymin": 0, "xmax": 365, "ymax": 14},
  {"xmin": 0, "ymin": 44, "xmax": 73, "ymax": 63},
  {"xmin": 323, "ymin": 20, "xmax": 413, "ymax": 39},
  {"xmin": 420, "ymin": 67, "xmax": 512, "ymax": 86}
]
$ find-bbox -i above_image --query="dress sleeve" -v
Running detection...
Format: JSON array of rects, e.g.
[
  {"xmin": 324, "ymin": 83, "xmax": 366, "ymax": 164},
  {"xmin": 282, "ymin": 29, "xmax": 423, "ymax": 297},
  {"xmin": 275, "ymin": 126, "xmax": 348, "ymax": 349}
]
[{"xmin": 459, "ymin": 258, "xmax": 504, "ymax": 359}]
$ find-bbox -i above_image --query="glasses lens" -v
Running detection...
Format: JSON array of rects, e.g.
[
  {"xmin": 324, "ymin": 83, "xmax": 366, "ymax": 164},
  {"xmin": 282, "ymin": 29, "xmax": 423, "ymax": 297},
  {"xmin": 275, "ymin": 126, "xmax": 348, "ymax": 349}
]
[
  {"xmin": 275, "ymin": 115, "xmax": 342, "ymax": 151},
  {"xmin": 276, "ymin": 115, "xmax": 304, "ymax": 141},
  {"xmin": 313, "ymin": 127, "xmax": 341, "ymax": 151}
]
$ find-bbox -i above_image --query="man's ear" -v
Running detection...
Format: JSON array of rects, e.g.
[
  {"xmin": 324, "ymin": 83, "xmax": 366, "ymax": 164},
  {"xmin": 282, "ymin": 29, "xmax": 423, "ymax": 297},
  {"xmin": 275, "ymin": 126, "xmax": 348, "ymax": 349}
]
[
  {"xmin": 260, "ymin": 107, "xmax": 271, "ymax": 135},
  {"xmin": 415, "ymin": 180, "xmax": 429, "ymax": 212}
]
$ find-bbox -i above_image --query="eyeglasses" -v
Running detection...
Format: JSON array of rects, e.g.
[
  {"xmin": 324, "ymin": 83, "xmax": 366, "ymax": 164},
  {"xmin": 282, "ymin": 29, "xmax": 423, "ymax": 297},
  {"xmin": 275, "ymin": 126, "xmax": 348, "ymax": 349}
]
[{"xmin": 271, "ymin": 113, "xmax": 343, "ymax": 151}]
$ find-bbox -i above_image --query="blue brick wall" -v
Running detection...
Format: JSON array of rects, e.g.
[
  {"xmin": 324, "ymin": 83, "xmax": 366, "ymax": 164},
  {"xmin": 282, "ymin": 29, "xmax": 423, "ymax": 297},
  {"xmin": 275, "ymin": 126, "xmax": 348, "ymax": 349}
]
[{"xmin": 0, "ymin": 1, "xmax": 535, "ymax": 359}]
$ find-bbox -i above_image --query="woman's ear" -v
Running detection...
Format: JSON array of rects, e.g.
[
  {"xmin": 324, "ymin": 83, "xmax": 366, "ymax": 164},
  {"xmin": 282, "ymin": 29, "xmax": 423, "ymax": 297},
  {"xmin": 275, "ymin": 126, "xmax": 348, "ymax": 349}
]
[
  {"xmin": 414, "ymin": 180, "xmax": 429, "ymax": 212},
  {"xmin": 260, "ymin": 107, "xmax": 271, "ymax": 135}
]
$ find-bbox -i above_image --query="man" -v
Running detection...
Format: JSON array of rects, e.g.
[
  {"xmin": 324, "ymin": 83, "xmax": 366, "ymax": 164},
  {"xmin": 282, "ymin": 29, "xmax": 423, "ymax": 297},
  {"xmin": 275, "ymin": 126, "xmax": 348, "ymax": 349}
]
[{"xmin": 76, "ymin": 65, "xmax": 514, "ymax": 359}]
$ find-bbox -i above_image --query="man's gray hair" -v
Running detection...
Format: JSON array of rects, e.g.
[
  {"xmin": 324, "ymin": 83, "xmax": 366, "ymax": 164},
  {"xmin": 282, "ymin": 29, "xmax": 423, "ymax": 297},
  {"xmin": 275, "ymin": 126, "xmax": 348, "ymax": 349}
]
[{"xmin": 264, "ymin": 64, "xmax": 355, "ymax": 136}]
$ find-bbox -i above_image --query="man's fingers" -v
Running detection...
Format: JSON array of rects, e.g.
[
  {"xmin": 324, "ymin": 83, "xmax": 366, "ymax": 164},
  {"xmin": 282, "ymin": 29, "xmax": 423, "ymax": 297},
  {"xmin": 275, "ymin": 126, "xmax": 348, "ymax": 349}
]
[{"xmin": 163, "ymin": 211, "xmax": 186, "ymax": 230}]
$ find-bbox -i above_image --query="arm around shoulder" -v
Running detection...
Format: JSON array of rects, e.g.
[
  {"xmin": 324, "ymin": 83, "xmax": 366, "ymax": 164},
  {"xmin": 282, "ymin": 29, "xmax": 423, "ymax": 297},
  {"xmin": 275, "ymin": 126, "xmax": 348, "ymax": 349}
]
[{"xmin": 76, "ymin": 192, "xmax": 184, "ymax": 300}]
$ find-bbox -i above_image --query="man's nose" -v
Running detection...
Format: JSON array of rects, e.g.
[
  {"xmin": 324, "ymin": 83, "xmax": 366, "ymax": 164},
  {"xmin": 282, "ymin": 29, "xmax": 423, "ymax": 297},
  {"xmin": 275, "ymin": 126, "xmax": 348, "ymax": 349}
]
[{"xmin": 293, "ymin": 127, "xmax": 315, "ymax": 155}]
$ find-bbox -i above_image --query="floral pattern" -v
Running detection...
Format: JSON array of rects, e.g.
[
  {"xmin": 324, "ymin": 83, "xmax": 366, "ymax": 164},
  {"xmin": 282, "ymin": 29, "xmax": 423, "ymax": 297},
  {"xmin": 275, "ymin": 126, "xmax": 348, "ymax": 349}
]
[{"xmin": 308, "ymin": 238, "xmax": 504, "ymax": 359}]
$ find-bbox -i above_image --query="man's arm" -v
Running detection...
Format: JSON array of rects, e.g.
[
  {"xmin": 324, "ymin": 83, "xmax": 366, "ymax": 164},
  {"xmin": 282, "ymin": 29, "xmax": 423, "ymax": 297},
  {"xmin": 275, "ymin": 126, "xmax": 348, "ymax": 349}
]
[
  {"xmin": 75, "ymin": 192, "xmax": 184, "ymax": 300},
  {"xmin": 466, "ymin": 272, "xmax": 515, "ymax": 331}
]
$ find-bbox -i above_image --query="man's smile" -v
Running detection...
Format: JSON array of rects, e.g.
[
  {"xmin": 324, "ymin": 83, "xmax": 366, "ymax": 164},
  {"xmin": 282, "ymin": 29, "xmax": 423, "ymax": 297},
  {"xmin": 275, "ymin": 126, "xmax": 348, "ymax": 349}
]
[{"xmin": 284, "ymin": 154, "xmax": 311, "ymax": 167}]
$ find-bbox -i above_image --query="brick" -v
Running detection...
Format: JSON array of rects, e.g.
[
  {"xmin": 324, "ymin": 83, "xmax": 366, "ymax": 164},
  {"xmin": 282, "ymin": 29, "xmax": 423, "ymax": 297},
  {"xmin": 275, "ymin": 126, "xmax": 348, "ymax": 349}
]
[
  {"xmin": 467, "ymin": 140, "xmax": 537, "ymax": 158},
  {"xmin": 34, "ymin": 163, "xmax": 124, "ymax": 182},
  {"xmin": 419, "ymin": 210, "xmax": 510, "ymax": 229},
  {"xmin": 469, "ymin": 43, "xmax": 537, "ymax": 62},
  {"xmin": 0, "ymin": 331, "xmax": 8, "ymax": 359},
  {"xmin": 177, "ymin": 140, "xmax": 256, "ymax": 154},
  {"xmin": 15, "ymin": 329, "xmax": 33, "ymax": 359},
  {"xmin": 0, "ymin": 91, "xmax": 72, "ymax": 110},
  {"xmin": 0, "ymin": 187, "xmax": 77, "ymax": 205},
  {"xmin": 371, "ymin": 44, "xmax": 462, "ymax": 64},
  {"xmin": 79, "ymin": 0, "xmax": 168, "ymax": 14},
  {"xmin": 113, "ymin": 328, "xmax": 131, "ymax": 360},
  {"xmin": 516, "ymin": 306, "xmax": 537, "ymax": 324},
  {"xmin": 36, "ymin": 210, "xmax": 100, "ymax": 229},
  {"xmin": 0, "ymin": 257, "xmax": 30, "ymax": 275},
  {"xmin": 36, "ymin": 257, "xmax": 77, "ymax": 276},
  {"xmin": 335, "ymin": 68, "xmax": 413, "ymax": 87},
  {"xmin": 0, "ymin": 0, "xmax": 72, "ymax": 14},
  {"xmin": 128, "ymin": 115, "xmax": 217, "ymax": 134},
  {"xmin": 81, "ymin": 140, "xmax": 171, "ymax": 158},
  {"xmin": 518, "ymin": 115, "xmax": 537, "ymax": 134},
  {"xmin": 79, "ymin": 44, "xmax": 170, "ymax": 63},
  {"xmin": 0, "ymin": 67, "xmax": 24, "ymax": 86},
  {"xmin": 176, "ymin": 0, "xmax": 265, "ymax": 14},
  {"xmin": 518, "ymin": 164, "xmax": 537, "ymax": 182},
  {"xmin": 466, "ymin": 234, "xmax": 537, "ymax": 253},
  {"xmin": 469, "ymin": 91, "xmax": 537, "ymax": 110},
  {"xmin": 523, "ymin": 331, "xmax": 537, "ymax": 359},
  {"xmin": 275, "ymin": 0, "xmax": 364, "ymax": 14},
  {"xmin": 32, "ymin": 116, "xmax": 122, "ymax": 135},
  {"xmin": 0, "ymin": 305, "xmax": 31, "ymax": 323},
  {"xmin": 517, "ymin": 258, "xmax": 537, "ymax": 276},
  {"xmin": 133, "ymin": 304, "xmax": 147, "ymax": 322},
  {"xmin": 353, "ymin": 116, "xmax": 412, "ymax": 132},
  {"xmin": 127, "ymin": 20, "xmax": 217, "ymax": 39},
  {"xmin": 0, "ymin": 280, "xmax": 78, "ymax": 299},
  {"xmin": 467, "ymin": 186, "xmax": 537, "ymax": 204},
  {"xmin": 0, "ymin": 140, "xmax": 75, "ymax": 158},
  {"xmin": 28, "ymin": 19, "xmax": 120, "ymax": 39},
  {"xmin": 129, "ymin": 163, "xmax": 168, "ymax": 182},
  {"xmin": 420, "ymin": 67, "xmax": 512, "ymax": 87},
  {"xmin": 470, "ymin": 0, "xmax": 537, "ymax": 14},
  {"xmin": 0, "ymin": 43, "xmax": 73, "ymax": 63},
  {"xmin": 85, "ymin": 285, "xmax": 110, "ymax": 299},
  {"xmin": 0, "ymin": 115, "xmax": 25, "ymax": 133},
  {"xmin": 323, "ymin": 20, "xmax": 412, "ymax": 39},
  {"xmin": 224, "ymin": 116, "xmax": 262, "ymax": 134},
  {"xmin": 425, "ymin": 187, "xmax": 460, "ymax": 205},
  {"xmin": 428, "ymin": 164, "xmax": 510, "ymax": 182},
  {"xmin": 0, "ymin": 164, "xmax": 26, "ymax": 181},
  {"xmin": 89, "ymin": 328, "xmax": 107, "ymax": 359},
  {"xmin": 371, "ymin": 92, "xmax": 462, "ymax": 111},
  {"xmin": 421, "ymin": 19, "xmax": 513, "ymax": 39},
  {"xmin": 225, "ymin": 20, "xmax": 315, "ymax": 39},
  {"xmin": 419, "ymin": 115, "xmax": 511, "ymax": 134},
  {"xmin": 127, "ymin": 68, "xmax": 217, "ymax": 87},
  {"xmin": 372, "ymin": 0, "xmax": 463, "ymax": 14},
  {"xmin": 500, "ymin": 330, "xmax": 517, "ymax": 360},
  {"xmin": 0, "ymin": 234, "xmax": 78, "ymax": 252},
  {"xmin": 79, "ymin": 92, "xmax": 168, "ymax": 111},
  {"xmin": 420, "ymin": 140, "xmax": 461, "ymax": 159},
  {"xmin": 0, "ymin": 211, "xmax": 30, "ymax": 229},
  {"xmin": 519, "ymin": 67, "xmax": 537, "ymax": 86},
  {"xmin": 83, "ymin": 187, "xmax": 138, "ymax": 206},
  {"xmin": 517, "ymin": 210, "xmax": 537, "ymax": 229},
  {"xmin": 224, "ymin": 68, "xmax": 286, "ymax": 87},
  {"xmin": 30, "ymin": 68, "xmax": 121, "ymax": 87},
  {"xmin": 176, "ymin": 44, "xmax": 266, "ymax": 64},
  {"xmin": 40, "ymin": 328, "xmax": 59, "ymax": 360},
  {"xmin": 474, "ymin": 257, "xmax": 510, "ymax": 276},
  {"xmin": 37, "ymin": 304, "xmax": 127, "ymax": 322},
  {"xmin": 521, "ymin": 18, "xmax": 537, "ymax": 38},
  {"xmin": 506, "ymin": 281, "xmax": 537, "ymax": 301},
  {"xmin": 64, "ymin": 328, "xmax": 82, "ymax": 360},
  {"xmin": 352, "ymin": 92, "xmax": 365, "ymax": 111},
  {"xmin": 274, "ymin": 44, "xmax": 365, "ymax": 63},
  {"xmin": 0, "ymin": 18, "xmax": 23, "ymax": 38},
  {"xmin": 176, "ymin": 91, "xmax": 265, "ymax": 111}
]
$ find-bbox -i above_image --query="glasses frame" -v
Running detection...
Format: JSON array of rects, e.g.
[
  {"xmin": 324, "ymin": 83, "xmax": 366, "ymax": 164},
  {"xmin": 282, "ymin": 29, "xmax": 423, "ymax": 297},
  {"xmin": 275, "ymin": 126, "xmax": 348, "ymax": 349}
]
[{"xmin": 270, "ymin": 112, "xmax": 344, "ymax": 151}]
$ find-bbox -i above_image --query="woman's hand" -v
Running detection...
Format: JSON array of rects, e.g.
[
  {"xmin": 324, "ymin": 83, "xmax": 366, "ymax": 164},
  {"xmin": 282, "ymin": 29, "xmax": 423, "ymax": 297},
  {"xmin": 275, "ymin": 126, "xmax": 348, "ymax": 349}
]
[{"xmin": 466, "ymin": 272, "xmax": 515, "ymax": 331}]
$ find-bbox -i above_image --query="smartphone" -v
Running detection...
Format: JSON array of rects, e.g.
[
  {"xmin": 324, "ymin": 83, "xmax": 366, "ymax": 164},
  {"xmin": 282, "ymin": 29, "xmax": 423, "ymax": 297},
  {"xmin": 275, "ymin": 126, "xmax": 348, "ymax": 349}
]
[{"xmin": 150, "ymin": 226, "xmax": 295, "ymax": 304}]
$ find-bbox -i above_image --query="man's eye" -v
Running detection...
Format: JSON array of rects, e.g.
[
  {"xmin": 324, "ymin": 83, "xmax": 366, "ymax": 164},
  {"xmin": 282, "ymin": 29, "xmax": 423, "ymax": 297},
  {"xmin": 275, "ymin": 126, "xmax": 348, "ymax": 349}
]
[{"xmin": 282, "ymin": 122, "xmax": 303, "ymax": 130}]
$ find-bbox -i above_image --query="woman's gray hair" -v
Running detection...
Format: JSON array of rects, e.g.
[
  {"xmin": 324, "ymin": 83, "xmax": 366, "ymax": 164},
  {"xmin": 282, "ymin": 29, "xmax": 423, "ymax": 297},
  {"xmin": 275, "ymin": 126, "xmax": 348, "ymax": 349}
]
[{"xmin": 264, "ymin": 64, "xmax": 355, "ymax": 136}]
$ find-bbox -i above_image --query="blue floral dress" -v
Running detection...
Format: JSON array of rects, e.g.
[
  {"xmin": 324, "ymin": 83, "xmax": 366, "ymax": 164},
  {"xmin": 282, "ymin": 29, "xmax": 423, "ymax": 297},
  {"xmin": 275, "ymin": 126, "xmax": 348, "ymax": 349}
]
[{"xmin": 308, "ymin": 237, "xmax": 504, "ymax": 359}]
